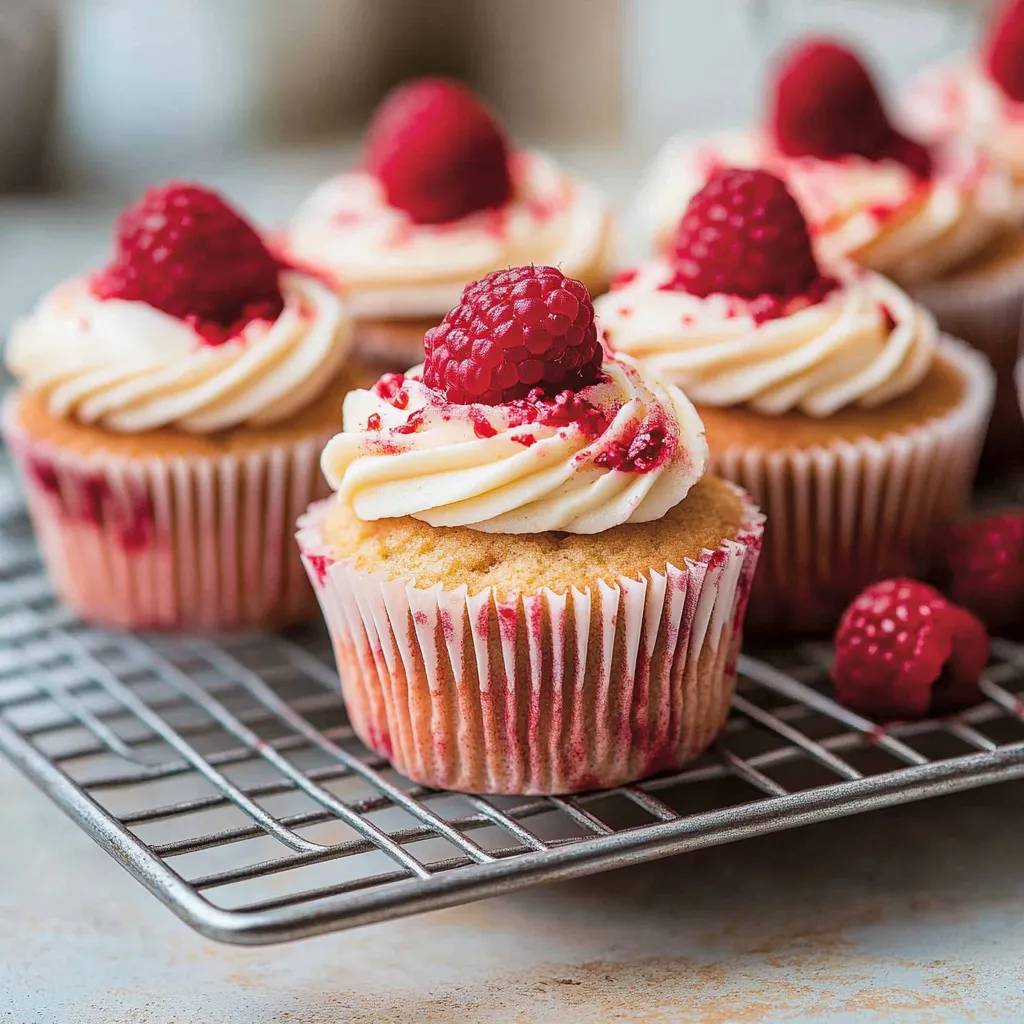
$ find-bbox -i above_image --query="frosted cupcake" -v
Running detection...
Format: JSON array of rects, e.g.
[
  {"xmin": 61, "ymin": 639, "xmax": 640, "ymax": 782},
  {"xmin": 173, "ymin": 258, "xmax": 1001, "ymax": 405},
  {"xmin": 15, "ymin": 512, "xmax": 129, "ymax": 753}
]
[
  {"xmin": 641, "ymin": 41, "xmax": 1020, "ymax": 470},
  {"xmin": 296, "ymin": 265, "xmax": 763, "ymax": 794},
  {"xmin": 599, "ymin": 168, "xmax": 994, "ymax": 634},
  {"xmin": 282, "ymin": 78, "xmax": 613, "ymax": 370},
  {"xmin": 4, "ymin": 182, "xmax": 366, "ymax": 631}
]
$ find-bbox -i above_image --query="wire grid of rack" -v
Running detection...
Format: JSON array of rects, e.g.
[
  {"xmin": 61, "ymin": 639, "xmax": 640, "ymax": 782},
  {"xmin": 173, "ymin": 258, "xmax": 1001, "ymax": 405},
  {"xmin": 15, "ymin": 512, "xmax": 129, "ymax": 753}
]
[{"xmin": 3, "ymin": 499, "xmax": 1024, "ymax": 946}]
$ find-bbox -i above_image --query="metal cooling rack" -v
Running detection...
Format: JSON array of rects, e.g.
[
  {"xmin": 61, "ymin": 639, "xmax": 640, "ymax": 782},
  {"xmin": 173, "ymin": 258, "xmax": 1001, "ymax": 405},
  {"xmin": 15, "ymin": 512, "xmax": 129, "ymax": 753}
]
[{"xmin": 3, "ymin": 504, "xmax": 1024, "ymax": 946}]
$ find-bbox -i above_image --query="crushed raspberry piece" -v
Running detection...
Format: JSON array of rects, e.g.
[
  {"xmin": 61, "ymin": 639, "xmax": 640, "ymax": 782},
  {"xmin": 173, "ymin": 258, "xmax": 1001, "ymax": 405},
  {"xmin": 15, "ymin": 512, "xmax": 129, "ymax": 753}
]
[
  {"xmin": 91, "ymin": 182, "xmax": 283, "ymax": 342},
  {"xmin": 947, "ymin": 512, "xmax": 1024, "ymax": 630},
  {"xmin": 985, "ymin": 0, "xmax": 1024, "ymax": 101},
  {"xmin": 364, "ymin": 77, "xmax": 513, "ymax": 225},
  {"xmin": 833, "ymin": 578, "xmax": 988, "ymax": 721},
  {"xmin": 770, "ymin": 38, "xmax": 932, "ymax": 177},
  {"xmin": 422, "ymin": 265, "xmax": 602, "ymax": 405},
  {"xmin": 610, "ymin": 268, "xmax": 639, "ymax": 290},
  {"xmin": 469, "ymin": 410, "xmax": 498, "ymax": 438},
  {"xmin": 373, "ymin": 372, "xmax": 410, "ymax": 408},
  {"xmin": 594, "ymin": 423, "xmax": 671, "ymax": 473},
  {"xmin": 880, "ymin": 304, "xmax": 898, "ymax": 333},
  {"xmin": 669, "ymin": 167, "xmax": 829, "ymax": 302},
  {"xmin": 366, "ymin": 413, "xmax": 382, "ymax": 431}
]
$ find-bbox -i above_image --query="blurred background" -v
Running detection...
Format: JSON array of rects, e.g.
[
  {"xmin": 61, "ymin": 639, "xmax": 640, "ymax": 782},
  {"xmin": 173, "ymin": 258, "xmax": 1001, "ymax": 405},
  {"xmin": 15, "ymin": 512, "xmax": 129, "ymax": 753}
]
[{"xmin": 0, "ymin": 0, "xmax": 1001, "ymax": 328}]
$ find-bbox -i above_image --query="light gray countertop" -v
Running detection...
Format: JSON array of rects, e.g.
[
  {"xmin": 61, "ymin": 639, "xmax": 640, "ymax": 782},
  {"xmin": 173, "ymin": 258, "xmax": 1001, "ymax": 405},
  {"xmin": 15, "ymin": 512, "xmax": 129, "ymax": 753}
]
[{"xmin": 3, "ymin": 146, "xmax": 1024, "ymax": 1024}]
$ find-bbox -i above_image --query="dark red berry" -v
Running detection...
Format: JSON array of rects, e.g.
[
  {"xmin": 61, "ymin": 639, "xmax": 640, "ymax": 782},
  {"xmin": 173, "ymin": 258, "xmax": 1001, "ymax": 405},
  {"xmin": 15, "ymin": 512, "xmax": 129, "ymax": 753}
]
[
  {"xmin": 364, "ymin": 77, "xmax": 513, "ymax": 225},
  {"xmin": 833, "ymin": 578, "xmax": 988, "ymax": 721},
  {"xmin": 422, "ymin": 265, "xmax": 602, "ymax": 406},
  {"xmin": 947, "ymin": 512, "xmax": 1024, "ymax": 631},
  {"xmin": 985, "ymin": 0, "xmax": 1024, "ymax": 101},
  {"xmin": 91, "ymin": 181, "xmax": 283, "ymax": 341}
]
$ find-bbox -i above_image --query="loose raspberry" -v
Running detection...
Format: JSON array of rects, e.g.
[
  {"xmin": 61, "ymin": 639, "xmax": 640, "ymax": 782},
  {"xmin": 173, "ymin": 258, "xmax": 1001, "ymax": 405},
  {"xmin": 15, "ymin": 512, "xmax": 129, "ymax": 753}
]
[
  {"xmin": 364, "ymin": 77, "xmax": 512, "ymax": 225},
  {"xmin": 422, "ymin": 265, "xmax": 601, "ymax": 405},
  {"xmin": 985, "ymin": 0, "xmax": 1024, "ymax": 102},
  {"xmin": 947, "ymin": 512, "xmax": 1024, "ymax": 630},
  {"xmin": 833, "ymin": 578, "xmax": 988, "ymax": 721},
  {"xmin": 770, "ymin": 38, "xmax": 932, "ymax": 177},
  {"xmin": 670, "ymin": 167, "xmax": 824, "ymax": 300},
  {"xmin": 91, "ymin": 182, "xmax": 283, "ymax": 341}
]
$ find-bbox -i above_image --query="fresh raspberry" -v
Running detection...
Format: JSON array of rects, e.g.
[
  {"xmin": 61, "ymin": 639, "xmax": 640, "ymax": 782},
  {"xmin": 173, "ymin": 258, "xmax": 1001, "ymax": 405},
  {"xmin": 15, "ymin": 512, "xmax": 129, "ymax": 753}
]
[
  {"xmin": 770, "ymin": 39, "xmax": 933, "ymax": 177},
  {"xmin": 422, "ymin": 265, "xmax": 601, "ymax": 405},
  {"xmin": 670, "ymin": 167, "xmax": 824, "ymax": 300},
  {"xmin": 985, "ymin": 0, "xmax": 1024, "ymax": 102},
  {"xmin": 364, "ymin": 77, "xmax": 512, "ymax": 225},
  {"xmin": 91, "ymin": 182, "xmax": 283, "ymax": 341},
  {"xmin": 833, "ymin": 578, "xmax": 988, "ymax": 721},
  {"xmin": 947, "ymin": 512, "xmax": 1024, "ymax": 630}
]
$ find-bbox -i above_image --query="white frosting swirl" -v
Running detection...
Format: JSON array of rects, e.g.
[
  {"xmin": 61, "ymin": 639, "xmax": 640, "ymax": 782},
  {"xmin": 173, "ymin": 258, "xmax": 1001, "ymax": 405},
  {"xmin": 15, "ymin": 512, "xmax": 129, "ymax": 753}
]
[
  {"xmin": 595, "ymin": 261, "xmax": 938, "ymax": 418},
  {"xmin": 284, "ymin": 151, "xmax": 610, "ymax": 319},
  {"xmin": 638, "ymin": 130, "xmax": 1018, "ymax": 286},
  {"xmin": 6, "ymin": 272, "xmax": 352, "ymax": 433},
  {"xmin": 321, "ymin": 355, "xmax": 708, "ymax": 535}
]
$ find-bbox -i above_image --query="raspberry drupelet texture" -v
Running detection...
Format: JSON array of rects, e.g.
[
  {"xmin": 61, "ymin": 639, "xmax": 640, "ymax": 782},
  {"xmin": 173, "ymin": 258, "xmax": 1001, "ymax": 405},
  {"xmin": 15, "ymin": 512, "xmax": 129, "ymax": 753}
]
[
  {"xmin": 364, "ymin": 77, "xmax": 513, "ymax": 225},
  {"xmin": 422, "ymin": 265, "xmax": 602, "ymax": 405},
  {"xmin": 770, "ymin": 38, "xmax": 933, "ymax": 178},
  {"xmin": 833, "ymin": 578, "xmax": 988, "ymax": 721},
  {"xmin": 669, "ymin": 167, "xmax": 828, "ymax": 301},
  {"xmin": 91, "ymin": 181, "xmax": 284, "ymax": 344},
  {"xmin": 986, "ymin": 0, "xmax": 1024, "ymax": 101},
  {"xmin": 947, "ymin": 512, "xmax": 1024, "ymax": 630}
]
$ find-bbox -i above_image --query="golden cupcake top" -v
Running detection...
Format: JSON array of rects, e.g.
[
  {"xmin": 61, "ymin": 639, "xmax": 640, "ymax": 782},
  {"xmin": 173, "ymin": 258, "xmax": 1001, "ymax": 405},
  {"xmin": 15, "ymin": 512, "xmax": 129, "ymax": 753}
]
[
  {"xmin": 7, "ymin": 182, "xmax": 352, "ymax": 434},
  {"xmin": 321, "ymin": 265, "xmax": 709, "ymax": 535},
  {"xmin": 640, "ymin": 39, "xmax": 1019, "ymax": 288},
  {"xmin": 281, "ymin": 78, "xmax": 611, "ymax": 319},
  {"xmin": 600, "ymin": 166, "xmax": 938, "ymax": 417}
]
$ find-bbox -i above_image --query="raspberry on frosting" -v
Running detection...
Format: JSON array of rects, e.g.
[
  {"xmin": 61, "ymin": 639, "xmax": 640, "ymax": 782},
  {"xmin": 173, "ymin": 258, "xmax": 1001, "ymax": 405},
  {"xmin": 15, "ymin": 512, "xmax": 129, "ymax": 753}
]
[
  {"xmin": 985, "ymin": 0, "xmax": 1024, "ymax": 102},
  {"xmin": 668, "ymin": 167, "xmax": 831, "ymax": 304},
  {"xmin": 833, "ymin": 578, "xmax": 988, "ymax": 721},
  {"xmin": 947, "ymin": 512, "xmax": 1024, "ymax": 630},
  {"xmin": 91, "ymin": 181, "xmax": 284, "ymax": 344},
  {"xmin": 770, "ymin": 38, "xmax": 933, "ymax": 178},
  {"xmin": 364, "ymin": 77, "xmax": 513, "ymax": 225},
  {"xmin": 422, "ymin": 265, "xmax": 602, "ymax": 405}
]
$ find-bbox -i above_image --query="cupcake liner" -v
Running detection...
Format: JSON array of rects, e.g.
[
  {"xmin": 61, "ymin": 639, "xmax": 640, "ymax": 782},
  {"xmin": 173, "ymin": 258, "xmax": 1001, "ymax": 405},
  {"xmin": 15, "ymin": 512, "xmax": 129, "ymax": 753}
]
[
  {"xmin": 713, "ymin": 336, "xmax": 994, "ymax": 635},
  {"xmin": 2, "ymin": 395, "xmax": 331, "ymax": 631},
  {"xmin": 913, "ymin": 258, "xmax": 1024, "ymax": 470},
  {"xmin": 296, "ymin": 486, "xmax": 764, "ymax": 795}
]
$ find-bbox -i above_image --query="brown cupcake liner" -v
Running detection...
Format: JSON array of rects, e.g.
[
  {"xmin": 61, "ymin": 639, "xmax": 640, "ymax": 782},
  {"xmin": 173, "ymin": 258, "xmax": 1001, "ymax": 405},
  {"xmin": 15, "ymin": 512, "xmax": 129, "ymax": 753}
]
[
  {"xmin": 296, "ymin": 485, "xmax": 764, "ymax": 795},
  {"xmin": 2, "ymin": 393, "xmax": 331, "ymax": 631},
  {"xmin": 712, "ymin": 336, "xmax": 994, "ymax": 635}
]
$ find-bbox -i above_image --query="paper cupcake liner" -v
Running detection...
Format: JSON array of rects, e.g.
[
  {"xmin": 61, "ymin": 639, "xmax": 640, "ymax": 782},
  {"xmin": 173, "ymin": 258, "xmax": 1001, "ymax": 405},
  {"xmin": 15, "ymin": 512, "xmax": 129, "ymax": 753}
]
[
  {"xmin": 296, "ymin": 486, "xmax": 764, "ymax": 795},
  {"xmin": 913, "ymin": 259, "xmax": 1024, "ymax": 469},
  {"xmin": 2, "ymin": 395, "xmax": 331, "ymax": 631},
  {"xmin": 712, "ymin": 336, "xmax": 994, "ymax": 636}
]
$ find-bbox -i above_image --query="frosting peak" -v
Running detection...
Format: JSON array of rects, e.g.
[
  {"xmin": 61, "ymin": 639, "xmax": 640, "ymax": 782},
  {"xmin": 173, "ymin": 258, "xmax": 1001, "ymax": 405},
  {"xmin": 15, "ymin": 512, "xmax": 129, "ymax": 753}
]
[
  {"xmin": 321, "ymin": 355, "xmax": 708, "ymax": 535},
  {"xmin": 596, "ymin": 260, "xmax": 938, "ymax": 418}
]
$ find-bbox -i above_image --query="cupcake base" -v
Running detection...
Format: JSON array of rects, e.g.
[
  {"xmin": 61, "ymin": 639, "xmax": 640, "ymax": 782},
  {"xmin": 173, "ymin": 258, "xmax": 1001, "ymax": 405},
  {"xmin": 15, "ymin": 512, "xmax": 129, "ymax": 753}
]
[
  {"xmin": 701, "ymin": 337, "xmax": 994, "ymax": 635},
  {"xmin": 297, "ymin": 476, "xmax": 763, "ymax": 795},
  {"xmin": 3, "ymin": 364, "xmax": 371, "ymax": 631}
]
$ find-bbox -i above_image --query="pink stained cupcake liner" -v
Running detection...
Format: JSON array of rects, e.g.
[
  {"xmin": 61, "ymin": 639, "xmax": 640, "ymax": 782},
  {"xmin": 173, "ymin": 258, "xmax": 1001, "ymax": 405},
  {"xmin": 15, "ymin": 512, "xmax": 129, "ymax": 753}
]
[
  {"xmin": 712, "ymin": 335, "xmax": 995, "ymax": 635},
  {"xmin": 2, "ymin": 394, "xmax": 331, "ymax": 631},
  {"xmin": 296, "ymin": 485, "xmax": 764, "ymax": 795},
  {"xmin": 912, "ymin": 257, "xmax": 1024, "ymax": 469}
]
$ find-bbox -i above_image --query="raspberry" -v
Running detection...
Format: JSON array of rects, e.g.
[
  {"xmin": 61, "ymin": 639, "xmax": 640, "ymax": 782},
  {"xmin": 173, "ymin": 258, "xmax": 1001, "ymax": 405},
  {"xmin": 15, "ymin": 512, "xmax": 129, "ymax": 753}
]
[
  {"xmin": 91, "ymin": 182, "xmax": 283, "ymax": 341},
  {"xmin": 422, "ymin": 265, "xmax": 601, "ymax": 405},
  {"xmin": 833, "ymin": 578, "xmax": 988, "ymax": 721},
  {"xmin": 364, "ymin": 77, "xmax": 512, "ymax": 225},
  {"xmin": 770, "ymin": 39, "xmax": 932, "ymax": 177},
  {"xmin": 947, "ymin": 512, "xmax": 1024, "ymax": 630},
  {"xmin": 670, "ymin": 168, "xmax": 823, "ymax": 300},
  {"xmin": 985, "ymin": 0, "xmax": 1024, "ymax": 102}
]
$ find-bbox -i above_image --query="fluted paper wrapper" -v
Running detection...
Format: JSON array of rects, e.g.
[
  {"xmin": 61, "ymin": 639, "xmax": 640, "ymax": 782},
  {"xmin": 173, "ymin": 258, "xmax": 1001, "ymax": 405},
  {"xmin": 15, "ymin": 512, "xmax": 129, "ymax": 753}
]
[
  {"xmin": 296, "ymin": 487, "xmax": 764, "ymax": 795},
  {"xmin": 913, "ymin": 259, "xmax": 1024, "ymax": 469},
  {"xmin": 2, "ymin": 395, "xmax": 330, "ymax": 631},
  {"xmin": 713, "ymin": 336, "xmax": 994, "ymax": 635}
]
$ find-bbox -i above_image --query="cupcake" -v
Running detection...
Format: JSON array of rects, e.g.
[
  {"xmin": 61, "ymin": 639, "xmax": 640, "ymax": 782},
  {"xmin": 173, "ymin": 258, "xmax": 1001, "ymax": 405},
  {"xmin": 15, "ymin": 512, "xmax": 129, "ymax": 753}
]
[
  {"xmin": 599, "ymin": 168, "xmax": 994, "ymax": 635},
  {"xmin": 3, "ymin": 181, "xmax": 367, "ymax": 631},
  {"xmin": 640, "ymin": 39, "xmax": 1022, "ymax": 467},
  {"xmin": 282, "ymin": 77, "xmax": 613, "ymax": 370},
  {"xmin": 296, "ymin": 265, "xmax": 763, "ymax": 794}
]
